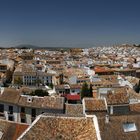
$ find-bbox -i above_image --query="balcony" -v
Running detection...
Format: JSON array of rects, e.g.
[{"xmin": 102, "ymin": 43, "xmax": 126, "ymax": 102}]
[
  {"xmin": 0, "ymin": 112, "xmax": 5, "ymax": 120},
  {"xmin": 8, "ymin": 111, "xmax": 14, "ymax": 117},
  {"xmin": 20, "ymin": 112, "xmax": 26, "ymax": 118},
  {"xmin": 0, "ymin": 112, "xmax": 4, "ymax": 117}
]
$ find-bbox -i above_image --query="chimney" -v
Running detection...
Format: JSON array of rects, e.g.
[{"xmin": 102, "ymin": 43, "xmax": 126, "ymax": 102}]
[
  {"xmin": 0, "ymin": 87, "xmax": 4, "ymax": 95},
  {"xmin": 110, "ymin": 106, "xmax": 113, "ymax": 115},
  {"xmin": 105, "ymin": 115, "xmax": 109, "ymax": 123}
]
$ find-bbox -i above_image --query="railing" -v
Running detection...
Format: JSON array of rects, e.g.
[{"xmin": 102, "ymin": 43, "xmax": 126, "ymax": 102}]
[
  {"xmin": 20, "ymin": 112, "xmax": 26, "ymax": 118},
  {"xmin": 0, "ymin": 112, "xmax": 5, "ymax": 120},
  {"xmin": 8, "ymin": 111, "xmax": 13, "ymax": 114},
  {"xmin": 0, "ymin": 112, "xmax": 4, "ymax": 117},
  {"xmin": 20, "ymin": 112, "xmax": 26, "ymax": 115},
  {"xmin": 8, "ymin": 111, "xmax": 14, "ymax": 117}
]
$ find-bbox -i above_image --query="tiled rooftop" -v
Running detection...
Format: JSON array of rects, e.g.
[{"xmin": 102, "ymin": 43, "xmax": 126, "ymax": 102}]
[
  {"xmin": 0, "ymin": 119, "xmax": 28, "ymax": 140},
  {"xmin": 18, "ymin": 96, "xmax": 64, "ymax": 110},
  {"xmin": 84, "ymin": 98, "xmax": 107, "ymax": 112},
  {"xmin": 107, "ymin": 90, "xmax": 129, "ymax": 105},
  {"xmin": 0, "ymin": 87, "xmax": 64, "ymax": 110},
  {"xmin": 0, "ymin": 88, "xmax": 21, "ymax": 104},
  {"xmin": 98, "ymin": 114, "xmax": 140, "ymax": 140},
  {"xmin": 130, "ymin": 103, "xmax": 140, "ymax": 113},
  {"xmin": 18, "ymin": 115, "xmax": 97, "ymax": 140},
  {"xmin": 65, "ymin": 103, "xmax": 83, "ymax": 116}
]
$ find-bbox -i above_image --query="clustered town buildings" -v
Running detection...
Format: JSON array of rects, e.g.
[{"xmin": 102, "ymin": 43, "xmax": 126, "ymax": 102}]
[{"xmin": 0, "ymin": 44, "xmax": 140, "ymax": 139}]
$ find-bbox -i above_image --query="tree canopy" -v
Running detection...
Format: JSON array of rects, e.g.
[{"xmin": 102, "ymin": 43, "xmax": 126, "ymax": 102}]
[
  {"xmin": 134, "ymin": 80, "xmax": 140, "ymax": 93},
  {"xmin": 80, "ymin": 82, "xmax": 93, "ymax": 99},
  {"xmin": 29, "ymin": 89, "xmax": 49, "ymax": 97}
]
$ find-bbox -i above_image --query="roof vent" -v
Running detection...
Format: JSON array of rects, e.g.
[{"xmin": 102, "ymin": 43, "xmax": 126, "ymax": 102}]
[
  {"xmin": 105, "ymin": 115, "xmax": 109, "ymax": 123},
  {"xmin": 27, "ymin": 96, "xmax": 33, "ymax": 103},
  {"xmin": 123, "ymin": 122, "xmax": 137, "ymax": 132}
]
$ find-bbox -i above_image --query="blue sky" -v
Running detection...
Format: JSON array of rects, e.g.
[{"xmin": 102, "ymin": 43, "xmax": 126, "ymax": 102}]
[{"xmin": 0, "ymin": 0, "xmax": 140, "ymax": 47}]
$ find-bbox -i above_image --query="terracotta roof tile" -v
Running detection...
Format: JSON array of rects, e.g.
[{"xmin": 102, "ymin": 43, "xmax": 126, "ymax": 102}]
[
  {"xmin": 65, "ymin": 103, "xmax": 83, "ymax": 116},
  {"xmin": 18, "ymin": 96, "xmax": 64, "ymax": 110},
  {"xmin": 130, "ymin": 103, "xmax": 140, "ymax": 113},
  {"xmin": 19, "ymin": 115, "xmax": 97, "ymax": 140},
  {"xmin": 84, "ymin": 98, "xmax": 107, "ymax": 112},
  {"xmin": 99, "ymin": 114, "xmax": 140, "ymax": 140},
  {"xmin": 66, "ymin": 94, "xmax": 81, "ymax": 100},
  {"xmin": 107, "ymin": 91, "xmax": 129, "ymax": 105},
  {"xmin": 94, "ymin": 67, "xmax": 114, "ymax": 73},
  {"xmin": 70, "ymin": 84, "xmax": 82, "ymax": 89},
  {"xmin": 0, "ymin": 88, "xmax": 21, "ymax": 104},
  {"xmin": 0, "ymin": 119, "xmax": 28, "ymax": 140}
]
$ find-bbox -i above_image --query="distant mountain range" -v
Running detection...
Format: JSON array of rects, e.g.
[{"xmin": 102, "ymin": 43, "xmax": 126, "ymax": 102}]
[
  {"xmin": 14, "ymin": 44, "xmax": 39, "ymax": 49},
  {"xmin": 14, "ymin": 44, "xmax": 84, "ymax": 50},
  {"xmin": 0, "ymin": 44, "xmax": 39, "ymax": 49},
  {"xmin": 10, "ymin": 44, "xmax": 82, "ymax": 50},
  {"xmin": 0, "ymin": 44, "xmax": 74, "ymax": 50},
  {"xmin": 0, "ymin": 44, "xmax": 139, "ymax": 50}
]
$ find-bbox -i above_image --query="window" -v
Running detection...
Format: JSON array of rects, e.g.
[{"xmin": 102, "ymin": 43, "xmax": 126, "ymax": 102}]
[
  {"xmin": 31, "ymin": 109, "xmax": 36, "ymax": 117},
  {"xmin": 9, "ymin": 106, "xmax": 13, "ymax": 114},
  {"xmin": 123, "ymin": 122, "xmax": 137, "ymax": 132},
  {"xmin": 8, "ymin": 116, "xmax": 14, "ymax": 121},
  {"xmin": 21, "ymin": 107, "xmax": 25, "ymax": 113},
  {"xmin": 21, "ymin": 118, "xmax": 26, "ymax": 123},
  {"xmin": 31, "ymin": 109, "xmax": 36, "ymax": 122},
  {"xmin": 0, "ymin": 104, "xmax": 4, "ymax": 113}
]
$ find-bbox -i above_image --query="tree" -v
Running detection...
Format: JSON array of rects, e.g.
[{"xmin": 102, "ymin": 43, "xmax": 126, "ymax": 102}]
[
  {"xmin": 6, "ymin": 69, "xmax": 13, "ymax": 83},
  {"xmin": 88, "ymin": 84, "xmax": 93, "ymax": 97},
  {"xmin": 49, "ymin": 83, "xmax": 54, "ymax": 89},
  {"xmin": 80, "ymin": 82, "xmax": 89, "ymax": 99},
  {"xmin": 14, "ymin": 77, "xmax": 23, "ymax": 85},
  {"xmin": 30, "ymin": 89, "xmax": 49, "ymax": 97},
  {"xmin": 59, "ymin": 74, "xmax": 64, "ymax": 84},
  {"xmin": 134, "ymin": 80, "xmax": 140, "ymax": 93}
]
